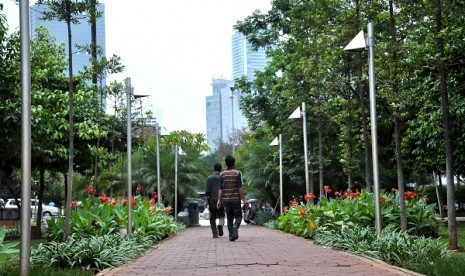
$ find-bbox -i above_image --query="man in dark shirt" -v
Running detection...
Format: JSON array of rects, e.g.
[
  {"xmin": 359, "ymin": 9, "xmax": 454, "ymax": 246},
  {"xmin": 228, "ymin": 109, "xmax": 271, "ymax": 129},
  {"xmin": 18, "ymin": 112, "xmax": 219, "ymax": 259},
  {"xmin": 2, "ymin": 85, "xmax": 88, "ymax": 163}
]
[
  {"xmin": 205, "ymin": 163, "xmax": 225, "ymax": 238},
  {"xmin": 217, "ymin": 155, "xmax": 248, "ymax": 241}
]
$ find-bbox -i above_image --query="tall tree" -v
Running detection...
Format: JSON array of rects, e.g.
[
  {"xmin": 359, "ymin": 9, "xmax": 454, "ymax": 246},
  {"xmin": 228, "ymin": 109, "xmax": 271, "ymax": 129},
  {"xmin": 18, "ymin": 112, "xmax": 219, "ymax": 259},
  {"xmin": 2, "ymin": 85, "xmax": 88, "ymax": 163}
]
[{"xmin": 36, "ymin": 0, "xmax": 94, "ymax": 241}]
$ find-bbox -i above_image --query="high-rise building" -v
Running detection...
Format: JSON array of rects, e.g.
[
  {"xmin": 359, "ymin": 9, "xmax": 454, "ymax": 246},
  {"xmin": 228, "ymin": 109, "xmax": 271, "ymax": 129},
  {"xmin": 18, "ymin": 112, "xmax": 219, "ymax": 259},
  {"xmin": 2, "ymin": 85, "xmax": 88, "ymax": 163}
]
[
  {"xmin": 206, "ymin": 32, "xmax": 268, "ymax": 152},
  {"xmin": 232, "ymin": 32, "xmax": 268, "ymax": 81},
  {"xmin": 30, "ymin": 3, "xmax": 106, "ymax": 85}
]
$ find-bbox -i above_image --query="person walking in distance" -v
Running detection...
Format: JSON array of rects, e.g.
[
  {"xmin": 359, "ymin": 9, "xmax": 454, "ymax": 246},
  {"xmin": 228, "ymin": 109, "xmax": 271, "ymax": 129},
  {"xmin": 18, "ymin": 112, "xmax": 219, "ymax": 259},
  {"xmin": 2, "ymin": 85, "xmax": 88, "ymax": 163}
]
[
  {"xmin": 204, "ymin": 163, "xmax": 225, "ymax": 238},
  {"xmin": 217, "ymin": 155, "xmax": 248, "ymax": 241}
]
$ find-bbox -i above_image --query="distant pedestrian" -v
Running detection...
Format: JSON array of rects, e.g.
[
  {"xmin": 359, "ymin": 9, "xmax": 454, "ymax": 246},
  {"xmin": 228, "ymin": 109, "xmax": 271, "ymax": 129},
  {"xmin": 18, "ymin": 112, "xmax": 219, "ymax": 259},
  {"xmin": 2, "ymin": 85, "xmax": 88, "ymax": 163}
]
[
  {"xmin": 217, "ymin": 155, "xmax": 248, "ymax": 241},
  {"xmin": 205, "ymin": 163, "xmax": 225, "ymax": 238}
]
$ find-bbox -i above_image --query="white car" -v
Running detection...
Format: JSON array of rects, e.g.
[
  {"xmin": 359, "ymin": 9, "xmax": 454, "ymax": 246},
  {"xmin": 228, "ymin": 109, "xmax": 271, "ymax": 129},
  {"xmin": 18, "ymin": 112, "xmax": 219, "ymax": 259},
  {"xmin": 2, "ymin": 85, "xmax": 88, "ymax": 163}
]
[{"xmin": 4, "ymin": 198, "xmax": 61, "ymax": 218}]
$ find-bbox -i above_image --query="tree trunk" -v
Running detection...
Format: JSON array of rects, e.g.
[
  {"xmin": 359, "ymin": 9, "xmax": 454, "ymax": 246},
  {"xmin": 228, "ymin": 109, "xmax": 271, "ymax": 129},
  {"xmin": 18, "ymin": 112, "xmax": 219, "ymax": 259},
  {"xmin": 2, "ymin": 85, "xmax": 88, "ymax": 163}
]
[
  {"xmin": 64, "ymin": 19, "xmax": 75, "ymax": 242},
  {"xmin": 318, "ymin": 89, "xmax": 324, "ymax": 200},
  {"xmin": 389, "ymin": 0, "xmax": 407, "ymax": 232},
  {"xmin": 355, "ymin": 0, "xmax": 373, "ymax": 192},
  {"xmin": 435, "ymin": 0, "xmax": 457, "ymax": 250}
]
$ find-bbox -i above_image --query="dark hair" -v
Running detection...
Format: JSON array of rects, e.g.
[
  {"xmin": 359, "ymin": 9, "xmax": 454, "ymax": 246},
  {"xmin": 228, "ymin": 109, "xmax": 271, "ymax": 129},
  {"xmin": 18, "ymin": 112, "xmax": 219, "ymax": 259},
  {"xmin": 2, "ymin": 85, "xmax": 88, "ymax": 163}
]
[
  {"xmin": 214, "ymin": 163, "xmax": 222, "ymax": 172},
  {"xmin": 225, "ymin": 155, "xmax": 235, "ymax": 167}
]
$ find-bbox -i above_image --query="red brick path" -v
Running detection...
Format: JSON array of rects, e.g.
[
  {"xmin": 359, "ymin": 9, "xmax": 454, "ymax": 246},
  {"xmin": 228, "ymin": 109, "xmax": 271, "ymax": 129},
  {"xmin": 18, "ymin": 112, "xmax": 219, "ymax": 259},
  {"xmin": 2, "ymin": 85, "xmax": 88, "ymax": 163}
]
[{"xmin": 97, "ymin": 224, "xmax": 423, "ymax": 276}]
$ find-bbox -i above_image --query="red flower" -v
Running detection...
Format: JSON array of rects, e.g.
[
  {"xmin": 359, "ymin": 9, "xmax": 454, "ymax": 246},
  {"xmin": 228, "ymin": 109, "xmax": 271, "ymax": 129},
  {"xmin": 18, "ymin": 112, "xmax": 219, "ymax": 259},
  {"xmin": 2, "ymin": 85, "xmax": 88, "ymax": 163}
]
[
  {"xmin": 304, "ymin": 194, "xmax": 309, "ymax": 201},
  {"xmin": 334, "ymin": 191, "xmax": 340, "ymax": 197},
  {"xmin": 136, "ymin": 184, "xmax": 142, "ymax": 192},
  {"xmin": 151, "ymin": 192, "xmax": 158, "ymax": 200},
  {"xmin": 100, "ymin": 192, "xmax": 109, "ymax": 204},
  {"xmin": 110, "ymin": 198, "xmax": 117, "ymax": 206},
  {"xmin": 423, "ymin": 195, "xmax": 429, "ymax": 202},
  {"xmin": 87, "ymin": 185, "xmax": 94, "ymax": 195},
  {"xmin": 290, "ymin": 199, "xmax": 298, "ymax": 206},
  {"xmin": 299, "ymin": 208, "xmax": 306, "ymax": 216},
  {"xmin": 71, "ymin": 201, "xmax": 77, "ymax": 208},
  {"xmin": 284, "ymin": 205, "xmax": 289, "ymax": 211},
  {"xmin": 404, "ymin": 191, "xmax": 418, "ymax": 200},
  {"xmin": 324, "ymin": 185, "xmax": 332, "ymax": 194},
  {"xmin": 351, "ymin": 191, "xmax": 361, "ymax": 198},
  {"xmin": 163, "ymin": 207, "xmax": 169, "ymax": 214},
  {"xmin": 149, "ymin": 198, "xmax": 155, "ymax": 206},
  {"xmin": 380, "ymin": 196, "xmax": 385, "ymax": 204},
  {"xmin": 132, "ymin": 196, "xmax": 137, "ymax": 207}
]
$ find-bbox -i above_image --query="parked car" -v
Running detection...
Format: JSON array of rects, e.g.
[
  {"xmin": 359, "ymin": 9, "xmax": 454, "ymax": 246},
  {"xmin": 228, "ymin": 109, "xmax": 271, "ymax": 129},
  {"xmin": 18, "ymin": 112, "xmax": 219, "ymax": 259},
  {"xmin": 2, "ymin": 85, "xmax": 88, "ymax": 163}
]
[{"xmin": 4, "ymin": 198, "xmax": 61, "ymax": 218}]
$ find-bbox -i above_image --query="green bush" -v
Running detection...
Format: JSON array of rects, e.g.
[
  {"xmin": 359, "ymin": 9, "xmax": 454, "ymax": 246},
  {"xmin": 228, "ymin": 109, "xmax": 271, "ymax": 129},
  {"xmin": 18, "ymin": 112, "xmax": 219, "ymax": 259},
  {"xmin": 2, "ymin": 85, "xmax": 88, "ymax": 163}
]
[
  {"xmin": 31, "ymin": 233, "xmax": 154, "ymax": 272},
  {"xmin": 314, "ymin": 224, "xmax": 450, "ymax": 269},
  {"xmin": 46, "ymin": 195, "xmax": 176, "ymax": 240},
  {"xmin": 254, "ymin": 211, "xmax": 278, "ymax": 226},
  {"xmin": 275, "ymin": 189, "xmax": 441, "ymax": 237}
]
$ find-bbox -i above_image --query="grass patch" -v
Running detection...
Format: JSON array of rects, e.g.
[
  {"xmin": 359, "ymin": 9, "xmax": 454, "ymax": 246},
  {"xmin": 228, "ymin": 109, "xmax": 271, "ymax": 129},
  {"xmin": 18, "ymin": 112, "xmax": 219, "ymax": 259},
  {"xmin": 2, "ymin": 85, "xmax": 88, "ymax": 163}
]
[{"xmin": 438, "ymin": 222, "xmax": 465, "ymax": 248}]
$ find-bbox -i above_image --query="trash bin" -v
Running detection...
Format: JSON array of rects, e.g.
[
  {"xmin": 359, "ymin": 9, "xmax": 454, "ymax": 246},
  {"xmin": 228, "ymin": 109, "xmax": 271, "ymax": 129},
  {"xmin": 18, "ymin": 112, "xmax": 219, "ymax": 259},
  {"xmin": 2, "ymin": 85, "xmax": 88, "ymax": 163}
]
[{"xmin": 188, "ymin": 202, "xmax": 200, "ymax": 226}]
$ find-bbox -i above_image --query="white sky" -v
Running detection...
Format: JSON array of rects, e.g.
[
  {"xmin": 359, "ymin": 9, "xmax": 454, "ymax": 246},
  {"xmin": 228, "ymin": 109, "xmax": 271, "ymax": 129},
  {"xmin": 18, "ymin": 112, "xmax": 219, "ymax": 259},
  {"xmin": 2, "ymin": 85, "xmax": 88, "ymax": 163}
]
[{"xmin": 3, "ymin": 0, "xmax": 271, "ymax": 134}]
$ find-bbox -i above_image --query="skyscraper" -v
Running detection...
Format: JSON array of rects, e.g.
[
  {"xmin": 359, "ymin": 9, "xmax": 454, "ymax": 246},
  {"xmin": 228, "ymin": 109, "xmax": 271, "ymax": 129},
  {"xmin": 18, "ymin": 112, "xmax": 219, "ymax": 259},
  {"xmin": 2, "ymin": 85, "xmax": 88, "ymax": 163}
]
[
  {"xmin": 205, "ymin": 32, "xmax": 268, "ymax": 152},
  {"xmin": 30, "ymin": 3, "xmax": 106, "ymax": 83},
  {"xmin": 232, "ymin": 32, "xmax": 268, "ymax": 81}
]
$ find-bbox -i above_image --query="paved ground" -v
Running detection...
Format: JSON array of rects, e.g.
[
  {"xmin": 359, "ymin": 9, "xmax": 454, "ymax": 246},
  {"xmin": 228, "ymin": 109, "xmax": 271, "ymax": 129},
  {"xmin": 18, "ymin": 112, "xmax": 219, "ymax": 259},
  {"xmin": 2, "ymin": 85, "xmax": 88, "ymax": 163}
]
[{"xmin": 97, "ymin": 218, "xmax": 423, "ymax": 276}]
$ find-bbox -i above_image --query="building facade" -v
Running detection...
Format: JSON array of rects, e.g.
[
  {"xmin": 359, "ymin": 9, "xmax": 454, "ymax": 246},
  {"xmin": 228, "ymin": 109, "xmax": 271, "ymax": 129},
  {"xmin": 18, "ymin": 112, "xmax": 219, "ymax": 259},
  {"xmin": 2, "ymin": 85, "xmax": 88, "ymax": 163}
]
[
  {"xmin": 30, "ymin": 3, "xmax": 106, "ymax": 86},
  {"xmin": 232, "ymin": 32, "xmax": 268, "ymax": 81},
  {"xmin": 206, "ymin": 32, "xmax": 268, "ymax": 152}
]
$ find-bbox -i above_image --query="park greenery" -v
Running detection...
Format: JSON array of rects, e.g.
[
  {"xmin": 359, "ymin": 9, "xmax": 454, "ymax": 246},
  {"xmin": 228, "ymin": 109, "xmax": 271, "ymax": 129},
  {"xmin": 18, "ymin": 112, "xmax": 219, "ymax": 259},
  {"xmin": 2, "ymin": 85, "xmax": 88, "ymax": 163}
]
[{"xmin": 1, "ymin": 0, "xmax": 465, "ymax": 274}]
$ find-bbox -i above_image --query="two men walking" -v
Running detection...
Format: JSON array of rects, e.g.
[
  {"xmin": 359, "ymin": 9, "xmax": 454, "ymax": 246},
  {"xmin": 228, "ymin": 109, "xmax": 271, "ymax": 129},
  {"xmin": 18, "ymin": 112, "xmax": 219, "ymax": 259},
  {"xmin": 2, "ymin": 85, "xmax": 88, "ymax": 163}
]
[{"xmin": 205, "ymin": 155, "xmax": 248, "ymax": 241}]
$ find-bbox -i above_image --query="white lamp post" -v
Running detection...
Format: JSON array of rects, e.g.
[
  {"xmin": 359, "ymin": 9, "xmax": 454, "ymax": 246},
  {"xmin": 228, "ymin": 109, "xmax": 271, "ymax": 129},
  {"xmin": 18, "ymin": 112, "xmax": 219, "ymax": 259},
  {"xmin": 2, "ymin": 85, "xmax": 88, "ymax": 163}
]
[
  {"xmin": 289, "ymin": 102, "xmax": 310, "ymax": 195},
  {"xmin": 174, "ymin": 145, "xmax": 186, "ymax": 221},
  {"xmin": 125, "ymin": 76, "xmax": 149, "ymax": 234},
  {"xmin": 270, "ymin": 135, "xmax": 283, "ymax": 214},
  {"xmin": 229, "ymin": 88, "xmax": 235, "ymax": 153},
  {"xmin": 344, "ymin": 22, "xmax": 382, "ymax": 236},
  {"xmin": 155, "ymin": 123, "xmax": 161, "ymax": 204}
]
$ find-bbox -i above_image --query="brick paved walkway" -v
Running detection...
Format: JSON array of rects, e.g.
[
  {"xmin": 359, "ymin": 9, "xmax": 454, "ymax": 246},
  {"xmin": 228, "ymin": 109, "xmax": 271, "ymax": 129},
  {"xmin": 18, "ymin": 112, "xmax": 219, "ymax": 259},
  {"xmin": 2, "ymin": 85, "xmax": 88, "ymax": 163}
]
[{"xmin": 97, "ymin": 224, "xmax": 423, "ymax": 276}]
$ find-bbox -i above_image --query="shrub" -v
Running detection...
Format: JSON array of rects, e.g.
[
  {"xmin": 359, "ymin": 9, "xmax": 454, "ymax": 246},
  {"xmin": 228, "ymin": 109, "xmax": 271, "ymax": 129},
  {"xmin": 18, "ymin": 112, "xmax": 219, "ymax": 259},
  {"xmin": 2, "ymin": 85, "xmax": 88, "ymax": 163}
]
[
  {"xmin": 31, "ymin": 233, "xmax": 154, "ymax": 272},
  {"xmin": 314, "ymin": 224, "xmax": 450, "ymax": 269},
  {"xmin": 46, "ymin": 195, "xmax": 176, "ymax": 240}
]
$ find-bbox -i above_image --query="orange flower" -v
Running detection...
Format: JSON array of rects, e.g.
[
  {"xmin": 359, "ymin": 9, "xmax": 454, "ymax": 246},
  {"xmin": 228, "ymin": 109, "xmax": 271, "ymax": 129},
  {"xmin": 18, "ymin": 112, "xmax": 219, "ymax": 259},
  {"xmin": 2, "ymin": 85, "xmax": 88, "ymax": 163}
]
[
  {"xmin": 299, "ymin": 208, "xmax": 306, "ymax": 216},
  {"xmin": 136, "ymin": 184, "xmax": 142, "ymax": 192},
  {"xmin": 151, "ymin": 192, "xmax": 158, "ymax": 200},
  {"xmin": 149, "ymin": 198, "xmax": 155, "ymax": 206},
  {"xmin": 351, "ymin": 191, "xmax": 361, "ymax": 198},
  {"xmin": 110, "ymin": 198, "xmax": 117, "ymax": 206},
  {"xmin": 163, "ymin": 207, "xmax": 169, "ymax": 214},
  {"xmin": 284, "ymin": 205, "xmax": 289, "ymax": 211},
  {"xmin": 334, "ymin": 191, "xmax": 340, "ymax": 197},
  {"xmin": 290, "ymin": 199, "xmax": 298, "ymax": 206}
]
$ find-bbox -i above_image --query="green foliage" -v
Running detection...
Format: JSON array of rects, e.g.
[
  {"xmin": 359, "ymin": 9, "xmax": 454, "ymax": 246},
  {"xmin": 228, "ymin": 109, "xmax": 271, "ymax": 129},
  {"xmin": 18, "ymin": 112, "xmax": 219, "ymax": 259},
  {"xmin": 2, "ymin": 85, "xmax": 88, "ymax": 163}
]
[
  {"xmin": 31, "ymin": 233, "xmax": 153, "ymax": 272},
  {"xmin": 275, "ymin": 189, "xmax": 440, "ymax": 238},
  {"xmin": 314, "ymin": 224, "xmax": 450, "ymax": 270},
  {"xmin": 46, "ymin": 195, "xmax": 176, "ymax": 241},
  {"xmin": 254, "ymin": 211, "xmax": 279, "ymax": 226},
  {"xmin": 0, "ymin": 226, "xmax": 19, "ymax": 255}
]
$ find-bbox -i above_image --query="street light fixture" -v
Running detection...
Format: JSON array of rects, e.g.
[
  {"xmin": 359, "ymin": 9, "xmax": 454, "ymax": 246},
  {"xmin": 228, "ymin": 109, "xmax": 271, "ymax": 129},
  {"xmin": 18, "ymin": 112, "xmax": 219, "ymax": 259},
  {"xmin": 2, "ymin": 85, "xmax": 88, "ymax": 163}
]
[
  {"xmin": 125, "ymin": 76, "xmax": 149, "ymax": 235},
  {"xmin": 229, "ymin": 87, "xmax": 235, "ymax": 153},
  {"xmin": 155, "ymin": 123, "xmax": 162, "ymax": 204},
  {"xmin": 174, "ymin": 145, "xmax": 186, "ymax": 221},
  {"xmin": 344, "ymin": 22, "xmax": 382, "ymax": 236},
  {"xmin": 289, "ymin": 102, "xmax": 310, "ymax": 196},
  {"xmin": 270, "ymin": 135, "xmax": 283, "ymax": 214}
]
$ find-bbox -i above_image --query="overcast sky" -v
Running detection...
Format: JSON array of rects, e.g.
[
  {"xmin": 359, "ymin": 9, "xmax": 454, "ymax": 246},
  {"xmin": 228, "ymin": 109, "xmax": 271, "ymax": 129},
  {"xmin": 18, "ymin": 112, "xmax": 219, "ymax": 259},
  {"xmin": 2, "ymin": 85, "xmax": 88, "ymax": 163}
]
[{"xmin": 3, "ymin": 0, "xmax": 271, "ymax": 134}]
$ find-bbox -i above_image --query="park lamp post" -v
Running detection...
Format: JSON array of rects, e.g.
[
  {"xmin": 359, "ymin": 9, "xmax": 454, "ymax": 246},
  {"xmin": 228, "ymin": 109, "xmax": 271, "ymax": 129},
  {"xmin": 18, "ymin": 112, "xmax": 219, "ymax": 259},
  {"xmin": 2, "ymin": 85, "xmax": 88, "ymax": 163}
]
[
  {"xmin": 344, "ymin": 22, "xmax": 382, "ymax": 236},
  {"xmin": 229, "ymin": 87, "xmax": 235, "ymax": 153},
  {"xmin": 289, "ymin": 103, "xmax": 310, "ymax": 196},
  {"xmin": 174, "ymin": 145, "xmax": 186, "ymax": 221},
  {"xmin": 270, "ymin": 135, "xmax": 283, "ymax": 214},
  {"xmin": 155, "ymin": 123, "xmax": 162, "ymax": 204},
  {"xmin": 125, "ymin": 76, "xmax": 149, "ymax": 234}
]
